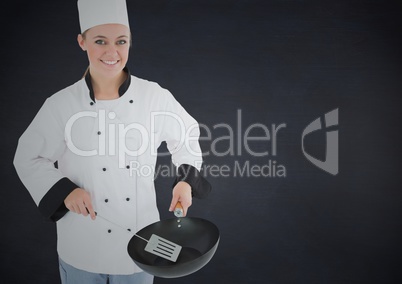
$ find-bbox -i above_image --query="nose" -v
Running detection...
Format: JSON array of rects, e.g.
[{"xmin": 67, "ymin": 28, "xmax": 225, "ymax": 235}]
[{"xmin": 105, "ymin": 45, "xmax": 118, "ymax": 56}]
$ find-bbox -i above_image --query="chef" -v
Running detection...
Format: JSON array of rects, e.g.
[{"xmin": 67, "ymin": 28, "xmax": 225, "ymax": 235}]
[{"xmin": 13, "ymin": 0, "xmax": 211, "ymax": 283}]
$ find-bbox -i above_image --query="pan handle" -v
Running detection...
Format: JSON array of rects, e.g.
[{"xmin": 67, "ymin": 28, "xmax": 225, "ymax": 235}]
[{"xmin": 174, "ymin": 201, "xmax": 184, "ymax": 217}]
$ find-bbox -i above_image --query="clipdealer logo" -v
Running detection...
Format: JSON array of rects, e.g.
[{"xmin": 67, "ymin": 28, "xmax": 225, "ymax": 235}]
[
  {"xmin": 64, "ymin": 108, "xmax": 339, "ymax": 178},
  {"xmin": 301, "ymin": 108, "xmax": 339, "ymax": 175}
]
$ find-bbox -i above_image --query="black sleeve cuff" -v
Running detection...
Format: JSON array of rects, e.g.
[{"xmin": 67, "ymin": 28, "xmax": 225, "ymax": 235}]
[
  {"xmin": 38, "ymin": 177, "xmax": 78, "ymax": 222},
  {"xmin": 172, "ymin": 164, "xmax": 212, "ymax": 199}
]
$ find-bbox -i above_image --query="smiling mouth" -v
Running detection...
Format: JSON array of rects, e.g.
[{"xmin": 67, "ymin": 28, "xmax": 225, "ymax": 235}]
[{"xmin": 101, "ymin": 60, "xmax": 119, "ymax": 65}]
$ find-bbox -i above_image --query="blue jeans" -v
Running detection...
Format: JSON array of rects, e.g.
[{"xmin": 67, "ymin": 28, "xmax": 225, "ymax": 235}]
[{"xmin": 59, "ymin": 258, "xmax": 154, "ymax": 284}]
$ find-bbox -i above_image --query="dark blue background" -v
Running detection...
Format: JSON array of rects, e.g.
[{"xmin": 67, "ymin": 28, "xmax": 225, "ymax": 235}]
[{"xmin": 1, "ymin": 0, "xmax": 401, "ymax": 283}]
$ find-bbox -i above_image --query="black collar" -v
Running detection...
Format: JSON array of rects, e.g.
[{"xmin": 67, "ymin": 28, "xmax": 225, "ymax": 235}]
[{"xmin": 85, "ymin": 67, "xmax": 131, "ymax": 102}]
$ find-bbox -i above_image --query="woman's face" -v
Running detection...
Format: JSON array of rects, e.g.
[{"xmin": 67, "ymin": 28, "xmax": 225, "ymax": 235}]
[{"xmin": 78, "ymin": 24, "xmax": 130, "ymax": 79}]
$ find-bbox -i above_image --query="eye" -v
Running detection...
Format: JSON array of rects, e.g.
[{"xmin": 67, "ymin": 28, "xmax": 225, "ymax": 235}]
[
  {"xmin": 117, "ymin": 40, "xmax": 127, "ymax": 45},
  {"xmin": 95, "ymin": 39, "xmax": 106, "ymax": 45}
]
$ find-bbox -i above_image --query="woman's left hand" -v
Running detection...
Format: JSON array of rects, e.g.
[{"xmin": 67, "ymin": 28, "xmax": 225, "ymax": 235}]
[{"xmin": 169, "ymin": 181, "xmax": 192, "ymax": 217}]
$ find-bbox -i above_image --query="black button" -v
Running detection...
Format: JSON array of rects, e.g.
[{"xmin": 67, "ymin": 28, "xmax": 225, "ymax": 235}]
[
  {"xmin": 102, "ymin": 168, "xmax": 107, "ymax": 171},
  {"xmin": 126, "ymin": 198, "xmax": 130, "ymax": 201},
  {"xmin": 129, "ymin": 100, "xmax": 133, "ymax": 104},
  {"xmin": 90, "ymin": 102, "xmax": 94, "ymax": 106},
  {"xmin": 105, "ymin": 199, "xmax": 108, "ymax": 203},
  {"xmin": 97, "ymin": 131, "xmax": 101, "ymax": 135},
  {"xmin": 108, "ymin": 229, "xmax": 112, "ymax": 233},
  {"xmin": 127, "ymin": 228, "xmax": 131, "ymax": 232},
  {"xmin": 126, "ymin": 165, "xmax": 130, "ymax": 169}
]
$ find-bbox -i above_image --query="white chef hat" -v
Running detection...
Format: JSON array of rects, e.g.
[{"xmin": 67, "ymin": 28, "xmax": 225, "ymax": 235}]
[{"xmin": 77, "ymin": 0, "xmax": 130, "ymax": 33}]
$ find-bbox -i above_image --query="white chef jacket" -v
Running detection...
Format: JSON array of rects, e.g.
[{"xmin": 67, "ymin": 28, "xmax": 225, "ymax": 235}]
[{"xmin": 14, "ymin": 70, "xmax": 205, "ymax": 274}]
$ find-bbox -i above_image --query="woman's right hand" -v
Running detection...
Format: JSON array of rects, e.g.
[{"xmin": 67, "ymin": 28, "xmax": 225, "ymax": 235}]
[{"xmin": 64, "ymin": 188, "xmax": 96, "ymax": 220}]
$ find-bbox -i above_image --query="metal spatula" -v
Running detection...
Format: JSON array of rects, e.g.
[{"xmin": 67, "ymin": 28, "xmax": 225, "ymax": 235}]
[
  {"xmin": 95, "ymin": 211, "xmax": 182, "ymax": 262},
  {"xmin": 135, "ymin": 233, "xmax": 182, "ymax": 262}
]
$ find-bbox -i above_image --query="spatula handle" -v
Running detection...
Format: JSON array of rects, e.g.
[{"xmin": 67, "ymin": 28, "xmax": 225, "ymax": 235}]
[{"xmin": 174, "ymin": 201, "xmax": 184, "ymax": 217}]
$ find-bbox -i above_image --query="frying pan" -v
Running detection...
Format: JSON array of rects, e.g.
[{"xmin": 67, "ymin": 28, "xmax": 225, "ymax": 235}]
[{"xmin": 127, "ymin": 217, "xmax": 220, "ymax": 278}]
